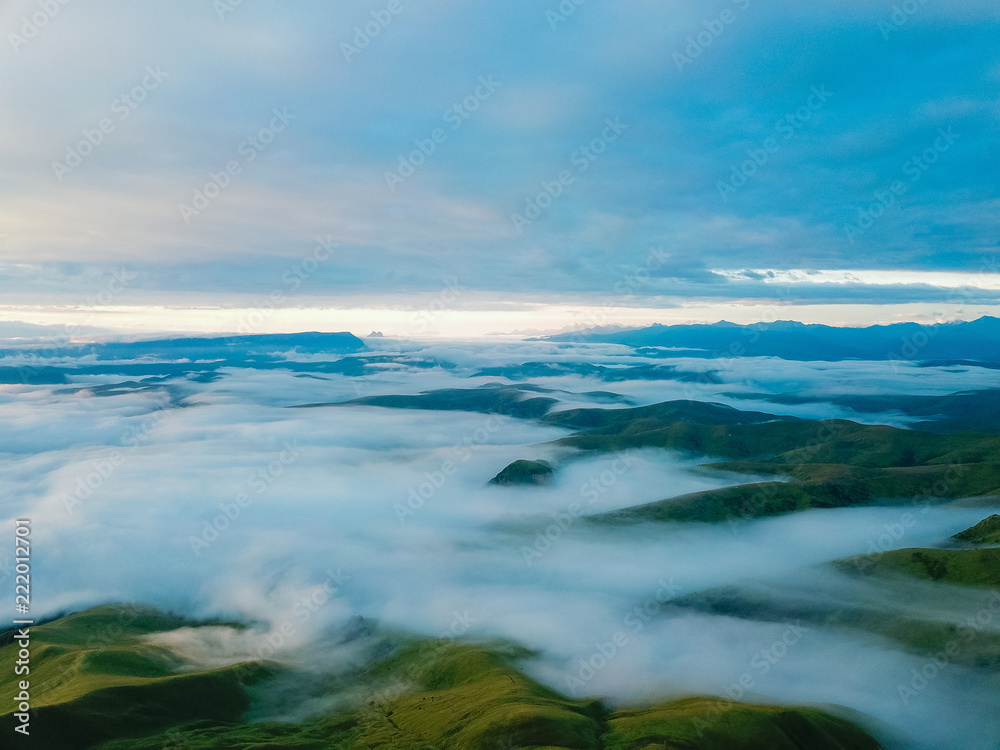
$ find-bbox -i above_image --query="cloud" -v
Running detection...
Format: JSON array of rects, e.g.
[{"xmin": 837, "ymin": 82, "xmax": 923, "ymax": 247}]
[
  {"xmin": 2, "ymin": 344, "xmax": 1000, "ymax": 746},
  {"xmin": 0, "ymin": 0, "xmax": 997, "ymax": 314}
]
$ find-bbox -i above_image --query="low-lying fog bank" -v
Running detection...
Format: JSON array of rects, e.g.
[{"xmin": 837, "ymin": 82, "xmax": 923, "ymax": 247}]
[{"xmin": 2, "ymin": 353, "xmax": 998, "ymax": 749}]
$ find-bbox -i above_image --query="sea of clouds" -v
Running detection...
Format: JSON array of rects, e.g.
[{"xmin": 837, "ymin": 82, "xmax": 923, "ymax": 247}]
[{"xmin": 2, "ymin": 339, "xmax": 999, "ymax": 748}]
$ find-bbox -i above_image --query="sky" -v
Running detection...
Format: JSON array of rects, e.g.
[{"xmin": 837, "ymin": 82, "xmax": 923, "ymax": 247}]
[{"xmin": 1, "ymin": 0, "xmax": 999, "ymax": 337}]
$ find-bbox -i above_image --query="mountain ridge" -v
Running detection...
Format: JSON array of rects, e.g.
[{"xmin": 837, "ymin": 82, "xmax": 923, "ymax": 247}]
[{"xmin": 544, "ymin": 316, "xmax": 1000, "ymax": 363}]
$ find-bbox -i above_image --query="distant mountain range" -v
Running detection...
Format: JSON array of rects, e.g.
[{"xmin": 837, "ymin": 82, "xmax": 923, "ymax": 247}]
[
  {"xmin": 544, "ymin": 316, "xmax": 1000, "ymax": 364},
  {"xmin": 0, "ymin": 331, "xmax": 368, "ymax": 384},
  {"xmin": 3, "ymin": 331, "xmax": 365, "ymax": 361}
]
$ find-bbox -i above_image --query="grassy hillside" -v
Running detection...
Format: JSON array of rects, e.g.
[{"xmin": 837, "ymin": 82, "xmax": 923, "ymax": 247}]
[
  {"xmin": 1, "ymin": 606, "xmax": 884, "ymax": 750},
  {"xmin": 318, "ymin": 387, "xmax": 1000, "ymax": 524},
  {"xmin": 566, "ymin": 406, "xmax": 1000, "ymax": 525},
  {"xmin": 668, "ymin": 581, "xmax": 1000, "ymax": 670},
  {"xmin": 725, "ymin": 388, "xmax": 1000, "ymax": 435},
  {"xmin": 663, "ymin": 519, "xmax": 1000, "ymax": 668},
  {"xmin": 0, "ymin": 605, "xmax": 261, "ymax": 747},
  {"xmin": 953, "ymin": 514, "xmax": 1000, "ymax": 544},
  {"xmin": 0, "ymin": 605, "xmax": 228, "ymax": 708},
  {"xmin": 490, "ymin": 459, "xmax": 554, "ymax": 485},
  {"xmin": 556, "ymin": 412, "xmax": 1000, "ymax": 468},
  {"xmin": 473, "ymin": 361, "xmax": 721, "ymax": 384},
  {"xmin": 289, "ymin": 382, "xmax": 1000, "ymax": 475},
  {"xmin": 301, "ymin": 384, "xmax": 560, "ymax": 419},
  {"xmin": 591, "ymin": 480, "xmax": 867, "ymax": 525},
  {"xmin": 836, "ymin": 546, "xmax": 1000, "ymax": 588},
  {"xmin": 604, "ymin": 698, "xmax": 881, "ymax": 750},
  {"xmin": 542, "ymin": 400, "xmax": 799, "ymax": 431},
  {"xmin": 591, "ymin": 462, "xmax": 1000, "ymax": 526}
]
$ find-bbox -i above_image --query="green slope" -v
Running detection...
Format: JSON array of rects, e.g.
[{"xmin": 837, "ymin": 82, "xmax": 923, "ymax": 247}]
[
  {"xmin": 296, "ymin": 384, "xmax": 560, "ymax": 419},
  {"xmin": 301, "ymin": 389, "xmax": 1000, "ymax": 525},
  {"xmin": 668, "ymin": 581, "xmax": 1000, "ymax": 669},
  {"xmin": 725, "ymin": 388, "xmax": 1000, "ymax": 434},
  {"xmin": 11, "ymin": 668, "xmax": 256, "ymax": 748},
  {"xmin": 490, "ymin": 459, "xmax": 554, "ymax": 485},
  {"xmin": 0, "ymin": 605, "xmax": 263, "ymax": 747},
  {"xmin": 557, "ymin": 413, "xmax": 1000, "ymax": 467},
  {"xmin": 590, "ymin": 462, "xmax": 1000, "ymax": 526},
  {"xmin": 837, "ymin": 546, "xmax": 1000, "ymax": 588},
  {"xmin": 604, "ymin": 698, "xmax": 881, "ymax": 750},
  {"xmin": 1, "ymin": 606, "xmax": 885, "ymax": 750},
  {"xmin": 542, "ymin": 400, "xmax": 799, "ymax": 431},
  {"xmin": 953, "ymin": 514, "xmax": 1000, "ymax": 544},
  {"xmin": 301, "ymin": 388, "xmax": 1000, "ymax": 524},
  {"xmin": 0, "ymin": 604, "xmax": 227, "ymax": 710},
  {"xmin": 591, "ymin": 480, "xmax": 868, "ymax": 525},
  {"xmin": 564, "ymin": 407, "xmax": 1000, "ymax": 525}
]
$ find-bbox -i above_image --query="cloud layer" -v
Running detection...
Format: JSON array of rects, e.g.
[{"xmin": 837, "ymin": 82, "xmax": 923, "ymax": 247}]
[
  {"xmin": 1, "ymin": 0, "xmax": 998, "ymax": 319},
  {"xmin": 2, "ymin": 342, "xmax": 1000, "ymax": 746}
]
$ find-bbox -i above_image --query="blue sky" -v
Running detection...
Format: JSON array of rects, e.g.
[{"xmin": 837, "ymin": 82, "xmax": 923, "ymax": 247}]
[{"xmin": 1, "ymin": 0, "xmax": 998, "ymax": 335}]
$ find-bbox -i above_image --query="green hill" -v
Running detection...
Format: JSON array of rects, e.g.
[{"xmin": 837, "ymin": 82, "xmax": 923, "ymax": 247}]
[
  {"xmin": 296, "ymin": 383, "xmax": 560, "ymax": 419},
  {"xmin": 604, "ymin": 698, "xmax": 880, "ymax": 750},
  {"xmin": 542, "ymin": 399, "xmax": 800, "ymax": 431},
  {"xmin": 564, "ymin": 405, "xmax": 1000, "ymax": 525},
  {"xmin": 555, "ymin": 411, "xmax": 1000, "ymax": 468},
  {"xmin": 836, "ymin": 546, "xmax": 1000, "ymax": 588},
  {"xmin": 953, "ymin": 514, "xmax": 1000, "ymax": 544},
  {"xmin": 667, "ymin": 580, "xmax": 1000, "ymax": 670},
  {"xmin": 490, "ymin": 459, "xmax": 554, "ymax": 485},
  {"xmin": 0, "ymin": 605, "xmax": 261, "ymax": 747},
  {"xmin": 1, "ymin": 606, "xmax": 884, "ymax": 750},
  {"xmin": 724, "ymin": 388, "xmax": 1000, "ymax": 434},
  {"xmin": 316, "ymin": 387, "xmax": 1000, "ymax": 524}
]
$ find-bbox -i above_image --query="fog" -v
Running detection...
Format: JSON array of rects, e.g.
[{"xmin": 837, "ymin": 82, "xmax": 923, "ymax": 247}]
[{"xmin": 1, "ymin": 343, "xmax": 999, "ymax": 749}]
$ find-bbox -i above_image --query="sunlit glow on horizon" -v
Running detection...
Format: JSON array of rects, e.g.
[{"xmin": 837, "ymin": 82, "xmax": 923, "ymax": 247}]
[{"xmin": 0, "ymin": 302, "xmax": 996, "ymax": 341}]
